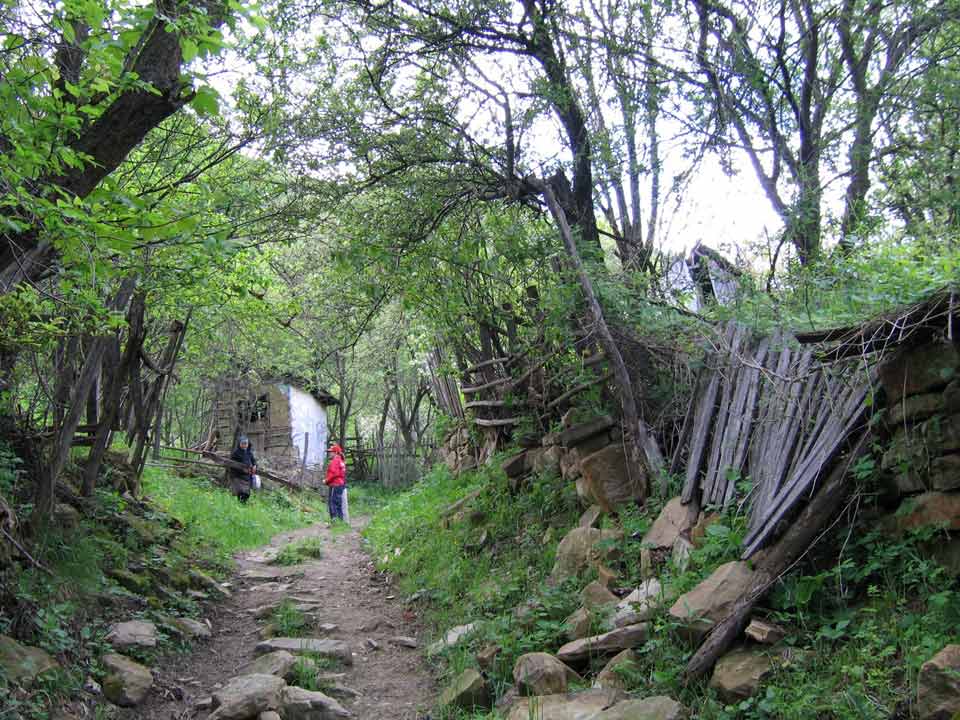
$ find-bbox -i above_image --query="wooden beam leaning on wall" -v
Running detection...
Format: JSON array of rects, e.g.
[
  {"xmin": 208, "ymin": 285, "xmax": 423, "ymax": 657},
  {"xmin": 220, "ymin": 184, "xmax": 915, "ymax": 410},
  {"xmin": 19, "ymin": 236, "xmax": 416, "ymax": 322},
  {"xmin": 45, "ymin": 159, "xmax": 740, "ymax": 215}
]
[{"xmin": 683, "ymin": 430, "xmax": 873, "ymax": 680}]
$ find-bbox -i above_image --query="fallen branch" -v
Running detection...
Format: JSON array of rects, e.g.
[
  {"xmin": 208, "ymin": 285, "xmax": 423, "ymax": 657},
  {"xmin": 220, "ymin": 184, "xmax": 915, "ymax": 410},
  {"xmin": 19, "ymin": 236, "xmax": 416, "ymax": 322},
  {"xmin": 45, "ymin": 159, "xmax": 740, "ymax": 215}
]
[
  {"xmin": 1, "ymin": 526, "xmax": 52, "ymax": 575},
  {"xmin": 159, "ymin": 445, "xmax": 303, "ymax": 492},
  {"xmin": 683, "ymin": 430, "xmax": 871, "ymax": 680}
]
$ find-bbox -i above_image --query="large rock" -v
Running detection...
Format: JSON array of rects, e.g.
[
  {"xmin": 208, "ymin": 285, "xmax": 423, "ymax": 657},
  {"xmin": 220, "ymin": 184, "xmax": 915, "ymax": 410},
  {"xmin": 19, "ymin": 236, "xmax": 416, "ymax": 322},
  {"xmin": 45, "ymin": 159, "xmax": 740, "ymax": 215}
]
[
  {"xmin": 427, "ymin": 622, "xmax": 477, "ymax": 656},
  {"xmin": 669, "ymin": 561, "xmax": 755, "ymax": 639},
  {"xmin": 596, "ymin": 696, "xmax": 686, "ymax": 719},
  {"xmin": 53, "ymin": 502, "xmax": 81, "ymax": 530},
  {"xmin": 105, "ymin": 620, "xmax": 158, "ymax": 650},
  {"xmin": 210, "ymin": 674, "xmax": 286, "ymax": 720},
  {"xmin": 890, "ymin": 492, "xmax": 960, "ymax": 533},
  {"xmin": 879, "ymin": 340, "xmax": 960, "ymax": 404},
  {"xmin": 281, "ymin": 685, "xmax": 352, "ymax": 719},
  {"xmin": 0, "ymin": 635, "xmax": 59, "ymax": 686},
  {"xmin": 580, "ymin": 444, "xmax": 647, "ymax": 512},
  {"xmin": 438, "ymin": 668, "xmax": 490, "ymax": 711},
  {"xmin": 611, "ymin": 579, "xmax": 664, "ymax": 628},
  {"xmin": 238, "ymin": 650, "xmax": 299, "ymax": 681},
  {"xmin": 564, "ymin": 607, "xmax": 594, "ymax": 641},
  {"xmin": 642, "ymin": 498, "xmax": 697, "ymax": 549},
  {"xmin": 744, "ymin": 619, "xmax": 786, "ymax": 645},
  {"xmin": 559, "ymin": 416, "xmax": 615, "ymax": 449},
  {"xmin": 505, "ymin": 688, "xmax": 624, "ymax": 720},
  {"xmin": 581, "ymin": 580, "xmax": 619, "ymax": 610},
  {"xmin": 550, "ymin": 527, "xmax": 622, "ymax": 584},
  {"xmin": 556, "ymin": 624, "xmax": 649, "ymax": 664},
  {"xmin": 255, "ymin": 638, "xmax": 353, "ymax": 665},
  {"xmin": 930, "ymin": 454, "xmax": 960, "ymax": 492},
  {"xmin": 708, "ymin": 647, "xmax": 773, "ymax": 703},
  {"xmin": 886, "ymin": 392, "xmax": 947, "ymax": 426},
  {"xmin": 502, "ymin": 451, "xmax": 529, "ymax": 480},
  {"xmin": 579, "ymin": 505, "xmax": 604, "ymax": 528},
  {"xmin": 593, "ymin": 649, "xmax": 637, "ymax": 691},
  {"xmin": 917, "ymin": 644, "xmax": 960, "ymax": 720},
  {"xmin": 513, "ymin": 652, "xmax": 581, "ymax": 696},
  {"xmin": 102, "ymin": 653, "xmax": 153, "ymax": 707}
]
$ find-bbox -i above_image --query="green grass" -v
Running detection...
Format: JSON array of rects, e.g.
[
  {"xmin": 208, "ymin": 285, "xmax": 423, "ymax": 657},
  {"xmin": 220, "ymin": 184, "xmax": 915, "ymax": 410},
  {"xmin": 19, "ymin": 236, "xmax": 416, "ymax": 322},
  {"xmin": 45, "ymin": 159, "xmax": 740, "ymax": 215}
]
[
  {"xmin": 273, "ymin": 536, "xmax": 324, "ymax": 565},
  {"xmin": 347, "ymin": 482, "xmax": 401, "ymax": 516},
  {"xmin": 142, "ymin": 467, "xmax": 324, "ymax": 563},
  {"xmin": 272, "ymin": 600, "xmax": 312, "ymax": 637}
]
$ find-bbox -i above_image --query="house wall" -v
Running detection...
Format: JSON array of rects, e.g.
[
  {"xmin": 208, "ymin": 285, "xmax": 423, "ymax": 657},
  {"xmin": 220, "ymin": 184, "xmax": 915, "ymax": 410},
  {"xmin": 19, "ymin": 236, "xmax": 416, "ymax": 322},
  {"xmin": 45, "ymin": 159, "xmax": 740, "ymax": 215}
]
[{"xmin": 282, "ymin": 384, "xmax": 328, "ymax": 467}]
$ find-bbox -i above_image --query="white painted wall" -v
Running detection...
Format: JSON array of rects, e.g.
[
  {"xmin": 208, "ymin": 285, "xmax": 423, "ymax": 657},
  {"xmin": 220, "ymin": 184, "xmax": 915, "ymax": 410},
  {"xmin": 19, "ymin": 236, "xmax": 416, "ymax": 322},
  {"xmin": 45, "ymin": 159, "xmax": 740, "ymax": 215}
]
[{"xmin": 281, "ymin": 384, "xmax": 328, "ymax": 467}]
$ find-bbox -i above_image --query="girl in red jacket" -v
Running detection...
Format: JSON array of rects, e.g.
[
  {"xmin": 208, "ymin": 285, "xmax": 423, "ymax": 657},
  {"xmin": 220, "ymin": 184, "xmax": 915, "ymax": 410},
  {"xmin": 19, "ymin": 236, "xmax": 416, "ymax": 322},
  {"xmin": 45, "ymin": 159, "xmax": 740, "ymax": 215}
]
[{"xmin": 325, "ymin": 444, "xmax": 346, "ymax": 521}]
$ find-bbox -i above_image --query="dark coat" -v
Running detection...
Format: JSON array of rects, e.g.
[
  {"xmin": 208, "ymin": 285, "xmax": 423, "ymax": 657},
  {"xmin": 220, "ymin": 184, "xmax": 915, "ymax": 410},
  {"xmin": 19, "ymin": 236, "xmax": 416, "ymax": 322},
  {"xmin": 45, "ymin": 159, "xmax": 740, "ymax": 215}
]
[{"xmin": 230, "ymin": 445, "xmax": 257, "ymax": 479}]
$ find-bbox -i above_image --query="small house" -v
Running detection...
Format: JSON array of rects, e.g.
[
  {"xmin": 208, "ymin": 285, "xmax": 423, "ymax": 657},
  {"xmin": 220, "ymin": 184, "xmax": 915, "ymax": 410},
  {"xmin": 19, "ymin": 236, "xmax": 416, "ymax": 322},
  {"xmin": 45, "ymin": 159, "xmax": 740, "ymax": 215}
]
[{"xmin": 211, "ymin": 376, "xmax": 338, "ymax": 475}]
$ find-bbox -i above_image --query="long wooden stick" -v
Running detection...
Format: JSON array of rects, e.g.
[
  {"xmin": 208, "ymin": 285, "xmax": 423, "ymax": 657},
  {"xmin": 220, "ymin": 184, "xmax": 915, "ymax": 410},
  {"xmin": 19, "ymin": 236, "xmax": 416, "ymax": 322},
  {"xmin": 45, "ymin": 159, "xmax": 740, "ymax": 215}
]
[{"xmin": 684, "ymin": 431, "xmax": 871, "ymax": 680}]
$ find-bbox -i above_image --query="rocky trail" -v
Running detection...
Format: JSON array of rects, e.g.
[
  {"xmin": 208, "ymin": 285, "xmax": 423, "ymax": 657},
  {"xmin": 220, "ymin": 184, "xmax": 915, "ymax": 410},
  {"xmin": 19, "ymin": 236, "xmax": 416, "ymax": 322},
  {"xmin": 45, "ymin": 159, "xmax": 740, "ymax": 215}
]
[{"xmin": 115, "ymin": 519, "xmax": 436, "ymax": 720}]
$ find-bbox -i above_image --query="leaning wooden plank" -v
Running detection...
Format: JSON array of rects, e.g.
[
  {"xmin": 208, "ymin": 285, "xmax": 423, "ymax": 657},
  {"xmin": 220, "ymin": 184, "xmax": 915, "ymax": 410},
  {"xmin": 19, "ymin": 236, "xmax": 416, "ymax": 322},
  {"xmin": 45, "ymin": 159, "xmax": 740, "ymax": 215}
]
[
  {"xmin": 466, "ymin": 356, "xmax": 511, "ymax": 374},
  {"xmin": 702, "ymin": 324, "xmax": 748, "ymax": 505},
  {"xmin": 684, "ymin": 431, "xmax": 872, "ymax": 680},
  {"xmin": 741, "ymin": 381, "xmax": 869, "ymax": 556},
  {"xmin": 680, "ymin": 370, "xmax": 722, "ymax": 503},
  {"xmin": 722, "ymin": 338, "xmax": 770, "ymax": 507},
  {"xmin": 670, "ymin": 370, "xmax": 702, "ymax": 479}
]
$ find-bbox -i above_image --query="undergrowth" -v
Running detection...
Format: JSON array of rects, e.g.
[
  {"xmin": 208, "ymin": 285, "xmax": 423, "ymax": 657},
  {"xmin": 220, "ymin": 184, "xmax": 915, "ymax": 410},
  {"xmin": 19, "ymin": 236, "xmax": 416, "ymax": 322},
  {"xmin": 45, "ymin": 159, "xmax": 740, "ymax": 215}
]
[
  {"xmin": 367, "ymin": 455, "xmax": 960, "ymax": 719},
  {"xmin": 273, "ymin": 536, "xmax": 324, "ymax": 565},
  {"xmin": 142, "ymin": 466, "xmax": 323, "ymax": 564}
]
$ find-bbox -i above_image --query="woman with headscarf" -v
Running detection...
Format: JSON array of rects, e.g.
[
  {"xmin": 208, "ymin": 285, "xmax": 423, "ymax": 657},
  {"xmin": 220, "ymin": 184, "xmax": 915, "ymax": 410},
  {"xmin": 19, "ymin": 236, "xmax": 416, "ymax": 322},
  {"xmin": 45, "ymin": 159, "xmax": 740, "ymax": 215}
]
[
  {"xmin": 325, "ymin": 443, "xmax": 346, "ymax": 521},
  {"xmin": 230, "ymin": 435, "xmax": 257, "ymax": 503}
]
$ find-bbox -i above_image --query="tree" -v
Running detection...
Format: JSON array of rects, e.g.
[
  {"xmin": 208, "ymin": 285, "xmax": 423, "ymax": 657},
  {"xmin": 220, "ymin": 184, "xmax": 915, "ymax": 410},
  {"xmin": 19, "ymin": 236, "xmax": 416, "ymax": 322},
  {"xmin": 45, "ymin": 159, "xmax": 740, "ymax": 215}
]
[{"xmin": 689, "ymin": 0, "xmax": 960, "ymax": 263}]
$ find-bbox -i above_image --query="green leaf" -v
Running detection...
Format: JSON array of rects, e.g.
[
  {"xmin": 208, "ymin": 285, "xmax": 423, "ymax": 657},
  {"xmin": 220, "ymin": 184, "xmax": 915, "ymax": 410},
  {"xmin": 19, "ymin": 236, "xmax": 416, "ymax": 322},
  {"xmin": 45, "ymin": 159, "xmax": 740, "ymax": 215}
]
[
  {"xmin": 181, "ymin": 37, "xmax": 199, "ymax": 62},
  {"xmin": 191, "ymin": 85, "xmax": 220, "ymax": 116}
]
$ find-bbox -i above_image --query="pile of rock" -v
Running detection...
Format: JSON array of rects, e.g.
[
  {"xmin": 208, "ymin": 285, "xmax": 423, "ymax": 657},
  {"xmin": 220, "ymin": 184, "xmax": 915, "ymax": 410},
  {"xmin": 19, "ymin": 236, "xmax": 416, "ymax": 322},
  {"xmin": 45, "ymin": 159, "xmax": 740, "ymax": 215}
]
[
  {"xmin": 438, "ymin": 425, "xmax": 477, "ymax": 475},
  {"xmin": 503, "ymin": 415, "xmax": 646, "ymax": 513}
]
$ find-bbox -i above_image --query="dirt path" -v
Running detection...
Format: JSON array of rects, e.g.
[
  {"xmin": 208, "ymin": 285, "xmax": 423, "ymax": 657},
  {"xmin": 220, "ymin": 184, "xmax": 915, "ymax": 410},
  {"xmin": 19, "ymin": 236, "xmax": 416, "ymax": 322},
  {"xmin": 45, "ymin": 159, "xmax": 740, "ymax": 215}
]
[{"xmin": 118, "ymin": 519, "xmax": 437, "ymax": 719}]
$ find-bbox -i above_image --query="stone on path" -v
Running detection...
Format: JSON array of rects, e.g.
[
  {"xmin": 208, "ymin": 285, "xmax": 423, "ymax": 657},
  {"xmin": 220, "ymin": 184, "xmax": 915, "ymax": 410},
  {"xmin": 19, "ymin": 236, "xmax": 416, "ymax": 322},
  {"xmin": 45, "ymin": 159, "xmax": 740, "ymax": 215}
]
[
  {"xmin": 255, "ymin": 637, "xmax": 353, "ymax": 666},
  {"xmin": 917, "ymin": 644, "xmax": 960, "ymax": 720},
  {"xmin": 593, "ymin": 649, "xmax": 637, "ymax": 691},
  {"xmin": 708, "ymin": 647, "xmax": 773, "ymax": 703},
  {"xmin": 388, "ymin": 636, "xmax": 418, "ymax": 649},
  {"xmin": 102, "ymin": 653, "xmax": 153, "ymax": 707},
  {"xmin": 238, "ymin": 650, "xmax": 299, "ymax": 681},
  {"xmin": 171, "ymin": 617, "xmax": 211, "ymax": 640},
  {"xmin": 505, "ymin": 688, "xmax": 624, "ymax": 720},
  {"xmin": 556, "ymin": 623, "xmax": 649, "ymax": 664},
  {"xmin": 105, "ymin": 620, "xmax": 158, "ymax": 649},
  {"xmin": 259, "ymin": 712, "xmax": 282, "ymax": 720},
  {"xmin": 596, "ymin": 696, "xmax": 687, "ymax": 719},
  {"xmin": 438, "ymin": 668, "xmax": 490, "ymax": 712},
  {"xmin": 427, "ymin": 622, "xmax": 477, "ymax": 656},
  {"xmin": 282, "ymin": 685, "xmax": 353, "ymax": 719},
  {"xmin": 209, "ymin": 674, "xmax": 286, "ymax": 720},
  {"xmin": 0, "ymin": 634, "xmax": 59, "ymax": 686},
  {"xmin": 513, "ymin": 652, "xmax": 581, "ymax": 696}
]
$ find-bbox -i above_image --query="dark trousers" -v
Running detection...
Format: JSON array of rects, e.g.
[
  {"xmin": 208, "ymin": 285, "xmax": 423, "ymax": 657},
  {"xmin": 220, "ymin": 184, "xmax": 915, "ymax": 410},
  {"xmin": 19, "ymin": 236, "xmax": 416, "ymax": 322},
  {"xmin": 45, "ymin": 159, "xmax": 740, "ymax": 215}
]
[{"xmin": 328, "ymin": 485, "xmax": 345, "ymax": 520}]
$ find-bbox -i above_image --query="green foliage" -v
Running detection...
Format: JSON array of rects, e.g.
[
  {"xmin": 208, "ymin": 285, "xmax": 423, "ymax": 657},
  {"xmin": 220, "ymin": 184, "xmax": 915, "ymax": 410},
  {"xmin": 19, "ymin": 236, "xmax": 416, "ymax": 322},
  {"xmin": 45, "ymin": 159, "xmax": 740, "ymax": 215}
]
[
  {"xmin": 273, "ymin": 537, "xmax": 324, "ymax": 565},
  {"xmin": 271, "ymin": 600, "xmax": 312, "ymax": 637},
  {"xmin": 141, "ymin": 467, "xmax": 323, "ymax": 564}
]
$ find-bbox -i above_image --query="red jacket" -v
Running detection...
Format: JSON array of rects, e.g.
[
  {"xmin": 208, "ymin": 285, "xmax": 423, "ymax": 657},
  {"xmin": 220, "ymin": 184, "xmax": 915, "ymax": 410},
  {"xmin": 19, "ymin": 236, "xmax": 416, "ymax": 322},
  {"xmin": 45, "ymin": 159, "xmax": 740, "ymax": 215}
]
[{"xmin": 325, "ymin": 454, "xmax": 346, "ymax": 487}]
